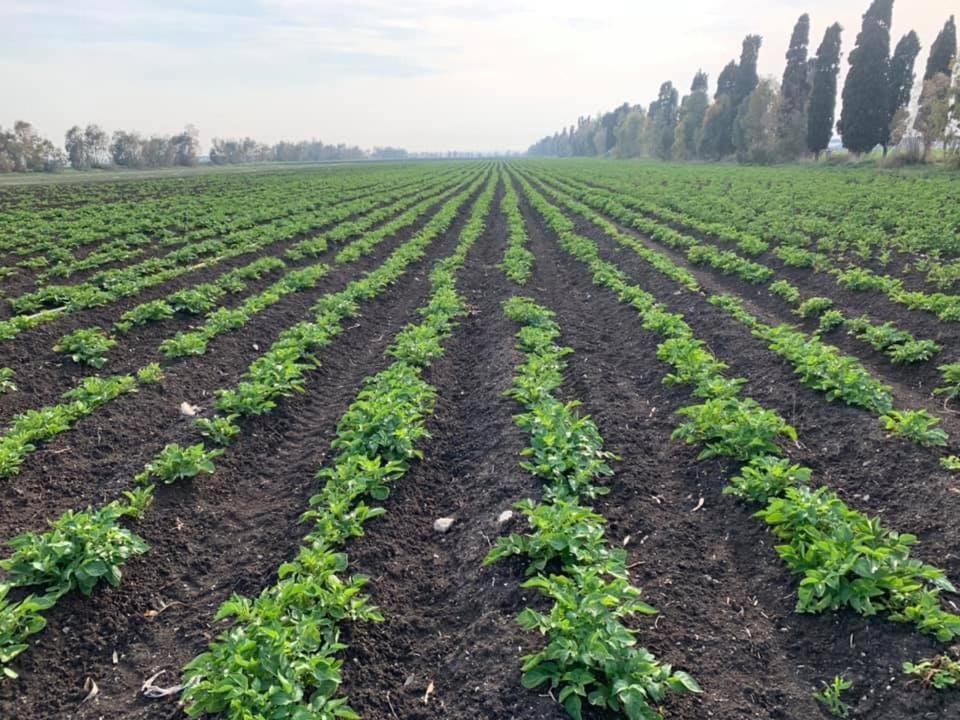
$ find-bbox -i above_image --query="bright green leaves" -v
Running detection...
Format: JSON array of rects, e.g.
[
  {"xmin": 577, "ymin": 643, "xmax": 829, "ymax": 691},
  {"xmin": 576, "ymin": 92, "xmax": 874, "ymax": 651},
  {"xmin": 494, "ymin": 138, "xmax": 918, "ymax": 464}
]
[
  {"xmin": 499, "ymin": 167, "xmax": 535, "ymax": 285},
  {"xmin": 181, "ymin": 169, "xmax": 498, "ymax": 719},
  {"xmin": 136, "ymin": 443, "xmax": 223, "ymax": 485},
  {"xmin": 673, "ymin": 397, "xmax": 797, "ymax": 461},
  {"xmin": 880, "ymin": 410, "xmax": 949, "ymax": 447},
  {"xmin": 814, "ymin": 675, "xmax": 853, "ymax": 718},
  {"xmin": 0, "ymin": 489, "xmax": 151, "ymax": 676},
  {"xmin": 53, "ymin": 326, "xmax": 116, "ymax": 368},
  {"xmin": 492, "ymin": 292, "xmax": 699, "ymax": 720},
  {"xmin": 903, "ymin": 654, "xmax": 960, "ymax": 690}
]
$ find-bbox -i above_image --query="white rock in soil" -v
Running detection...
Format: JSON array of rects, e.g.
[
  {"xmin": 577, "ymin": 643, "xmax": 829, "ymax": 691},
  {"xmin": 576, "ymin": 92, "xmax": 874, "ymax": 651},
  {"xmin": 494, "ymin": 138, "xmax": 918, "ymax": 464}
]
[
  {"xmin": 433, "ymin": 517, "xmax": 455, "ymax": 533},
  {"xmin": 179, "ymin": 402, "xmax": 200, "ymax": 417},
  {"xmin": 497, "ymin": 510, "xmax": 514, "ymax": 524}
]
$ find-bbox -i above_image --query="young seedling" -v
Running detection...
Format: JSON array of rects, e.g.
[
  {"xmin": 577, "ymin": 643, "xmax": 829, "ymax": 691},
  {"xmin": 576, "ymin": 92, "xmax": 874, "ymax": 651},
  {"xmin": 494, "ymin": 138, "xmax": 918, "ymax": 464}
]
[{"xmin": 814, "ymin": 675, "xmax": 852, "ymax": 718}]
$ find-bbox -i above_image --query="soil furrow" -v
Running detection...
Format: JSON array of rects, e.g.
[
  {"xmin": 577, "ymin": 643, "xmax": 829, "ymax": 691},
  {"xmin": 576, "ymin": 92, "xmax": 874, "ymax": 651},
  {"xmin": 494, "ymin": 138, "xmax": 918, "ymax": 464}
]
[
  {"xmin": 513, "ymin": 174, "xmax": 960, "ymax": 720},
  {"xmin": 0, "ymin": 179, "xmax": 486, "ymax": 542},
  {"xmin": 339, "ymin": 188, "xmax": 566, "ymax": 720},
  {"xmin": 0, "ymin": 178, "xmax": 488, "ymax": 720}
]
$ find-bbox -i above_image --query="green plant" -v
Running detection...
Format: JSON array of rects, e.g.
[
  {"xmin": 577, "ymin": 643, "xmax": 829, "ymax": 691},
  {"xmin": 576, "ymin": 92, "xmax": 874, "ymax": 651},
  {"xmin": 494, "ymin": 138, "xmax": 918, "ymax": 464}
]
[
  {"xmin": 115, "ymin": 299, "xmax": 174, "ymax": 332},
  {"xmin": 795, "ymin": 296, "xmax": 833, "ymax": 318},
  {"xmin": 941, "ymin": 456, "xmax": 960, "ymax": 472},
  {"xmin": 769, "ymin": 280, "xmax": 801, "ymax": 304},
  {"xmin": 672, "ymin": 397, "xmax": 798, "ymax": 461},
  {"xmin": 880, "ymin": 410, "xmax": 948, "ymax": 447},
  {"xmin": 814, "ymin": 676, "xmax": 852, "ymax": 718},
  {"xmin": 159, "ymin": 332, "xmax": 208, "ymax": 358},
  {"xmin": 136, "ymin": 443, "xmax": 222, "ymax": 484},
  {"xmin": 136, "ymin": 363, "xmax": 165, "ymax": 385},
  {"xmin": 904, "ymin": 655, "xmax": 960, "ymax": 690},
  {"xmin": 0, "ymin": 368, "xmax": 15, "ymax": 394},
  {"xmin": 935, "ymin": 362, "xmax": 960, "ymax": 401},
  {"xmin": 817, "ymin": 310, "xmax": 845, "ymax": 335},
  {"xmin": 53, "ymin": 327, "xmax": 116, "ymax": 368},
  {"xmin": 194, "ymin": 415, "xmax": 241, "ymax": 446},
  {"xmin": 888, "ymin": 339, "xmax": 940, "ymax": 365}
]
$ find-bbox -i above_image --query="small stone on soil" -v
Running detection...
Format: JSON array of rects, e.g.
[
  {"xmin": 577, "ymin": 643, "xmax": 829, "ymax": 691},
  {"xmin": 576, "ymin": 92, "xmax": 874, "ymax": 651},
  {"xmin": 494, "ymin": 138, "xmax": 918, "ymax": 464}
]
[{"xmin": 433, "ymin": 517, "xmax": 455, "ymax": 533}]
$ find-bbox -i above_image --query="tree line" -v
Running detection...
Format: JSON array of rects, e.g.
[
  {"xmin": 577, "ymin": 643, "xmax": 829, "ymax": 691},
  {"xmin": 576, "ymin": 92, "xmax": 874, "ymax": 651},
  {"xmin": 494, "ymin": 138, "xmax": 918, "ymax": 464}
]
[
  {"xmin": 528, "ymin": 1, "xmax": 958, "ymax": 165},
  {"xmin": 0, "ymin": 123, "xmax": 411, "ymax": 173}
]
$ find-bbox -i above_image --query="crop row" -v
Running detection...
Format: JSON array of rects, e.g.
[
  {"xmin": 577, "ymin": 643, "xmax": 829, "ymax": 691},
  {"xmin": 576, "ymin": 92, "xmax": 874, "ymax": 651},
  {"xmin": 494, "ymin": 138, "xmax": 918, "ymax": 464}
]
[
  {"xmin": 179, "ymin": 167, "xmax": 497, "ymax": 719},
  {"xmin": 515, "ymin": 169, "xmax": 953, "ymax": 452},
  {"xmin": 542, "ymin": 161, "xmax": 960, "ymax": 289},
  {"xmin": 0, "ymin": 170, "xmax": 492, "ymax": 677},
  {"xmin": 554, "ymin": 164, "xmax": 960, "ymax": 319},
  {"xmin": 0, "ymin": 167, "xmax": 477, "ymax": 344},
  {"xmin": 530, "ymin": 167, "xmax": 946, "ymax": 367},
  {"xmin": 0, "ymin": 173, "xmax": 488, "ymax": 476},
  {"xmin": 512, "ymin": 168, "xmax": 960, "ymax": 651},
  {"xmin": 489, "ymin": 295, "xmax": 699, "ymax": 719}
]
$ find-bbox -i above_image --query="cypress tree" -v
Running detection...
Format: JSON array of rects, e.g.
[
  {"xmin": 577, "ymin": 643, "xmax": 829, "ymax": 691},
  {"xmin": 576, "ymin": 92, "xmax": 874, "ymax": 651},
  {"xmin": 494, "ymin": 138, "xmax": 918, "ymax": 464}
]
[
  {"xmin": 715, "ymin": 61, "xmax": 739, "ymax": 99},
  {"xmin": 924, "ymin": 15, "xmax": 956, "ymax": 81},
  {"xmin": 883, "ymin": 31, "xmax": 921, "ymax": 152},
  {"xmin": 691, "ymin": 69, "xmax": 709, "ymax": 94},
  {"xmin": 778, "ymin": 14, "xmax": 812, "ymax": 158},
  {"xmin": 807, "ymin": 23, "xmax": 844, "ymax": 157},
  {"xmin": 649, "ymin": 81, "xmax": 679, "ymax": 160},
  {"xmin": 839, "ymin": 0, "xmax": 894, "ymax": 154},
  {"xmin": 780, "ymin": 15, "xmax": 811, "ymax": 114},
  {"xmin": 675, "ymin": 71, "xmax": 710, "ymax": 159},
  {"xmin": 734, "ymin": 35, "xmax": 763, "ymax": 105}
]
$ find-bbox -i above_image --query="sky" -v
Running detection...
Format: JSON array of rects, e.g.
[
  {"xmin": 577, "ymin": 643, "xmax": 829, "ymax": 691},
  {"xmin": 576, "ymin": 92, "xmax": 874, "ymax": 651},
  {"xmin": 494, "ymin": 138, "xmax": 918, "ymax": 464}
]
[{"xmin": 1, "ymin": 1, "xmax": 956, "ymax": 153}]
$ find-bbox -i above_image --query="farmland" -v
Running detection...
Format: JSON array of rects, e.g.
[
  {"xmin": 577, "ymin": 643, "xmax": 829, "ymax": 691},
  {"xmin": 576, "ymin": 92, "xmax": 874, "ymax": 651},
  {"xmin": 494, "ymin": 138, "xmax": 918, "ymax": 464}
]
[{"xmin": 0, "ymin": 159, "xmax": 959, "ymax": 720}]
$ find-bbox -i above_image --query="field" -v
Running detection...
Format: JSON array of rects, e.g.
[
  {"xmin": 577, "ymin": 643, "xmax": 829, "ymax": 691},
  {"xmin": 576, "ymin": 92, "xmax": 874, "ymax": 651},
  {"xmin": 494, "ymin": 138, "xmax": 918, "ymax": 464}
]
[{"xmin": 0, "ymin": 159, "xmax": 958, "ymax": 720}]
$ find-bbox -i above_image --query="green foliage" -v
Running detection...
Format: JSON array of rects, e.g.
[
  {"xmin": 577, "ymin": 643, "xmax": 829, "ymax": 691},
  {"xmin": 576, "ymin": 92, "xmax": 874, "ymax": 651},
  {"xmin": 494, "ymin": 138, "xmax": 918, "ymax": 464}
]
[
  {"xmin": 904, "ymin": 654, "xmax": 960, "ymax": 690},
  {"xmin": 135, "ymin": 362, "xmax": 164, "ymax": 385},
  {"xmin": 759, "ymin": 485, "xmax": 960, "ymax": 640},
  {"xmin": 194, "ymin": 415, "xmax": 241, "ymax": 447},
  {"xmin": 880, "ymin": 410, "xmax": 949, "ymax": 447},
  {"xmin": 0, "ymin": 490, "xmax": 151, "ymax": 676},
  {"xmin": 181, "ymin": 171, "xmax": 497, "ymax": 720},
  {"xmin": 53, "ymin": 326, "xmax": 116, "ymax": 368},
  {"xmin": 115, "ymin": 299, "xmax": 174, "ymax": 332},
  {"xmin": 490, "ymin": 292, "xmax": 699, "ymax": 720},
  {"xmin": 838, "ymin": 0, "xmax": 893, "ymax": 154},
  {"xmin": 673, "ymin": 397, "xmax": 798, "ymax": 461},
  {"xmin": 136, "ymin": 443, "xmax": 222, "ymax": 485},
  {"xmin": 0, "ymin": 368, "xmax": 15, "ymax": 394},
  {"xmin": 814, "ymin": 675, "xmax": 853, "ymax": 718},
  {"xmin": 935, "ymin": 363, "xmax": 960, "ymax": 401},
  {"xmin": 769, "ymin": 279, "xmax": 801, "ymax": 304},
  {"xmin": 941, "ymin": 456, "xmax": 960, "ymax": 472},
  {"xmin": 795, "ymin": 296, "xmax": 832, "ymax": 318}
]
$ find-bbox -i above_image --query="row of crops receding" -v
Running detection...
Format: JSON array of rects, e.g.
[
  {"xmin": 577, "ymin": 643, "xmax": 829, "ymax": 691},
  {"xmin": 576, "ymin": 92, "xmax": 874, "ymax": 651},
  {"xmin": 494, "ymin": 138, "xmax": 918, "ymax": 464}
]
[{"xmin": 0, "ymin": 159, "xmax": 958, "ymax": 720}]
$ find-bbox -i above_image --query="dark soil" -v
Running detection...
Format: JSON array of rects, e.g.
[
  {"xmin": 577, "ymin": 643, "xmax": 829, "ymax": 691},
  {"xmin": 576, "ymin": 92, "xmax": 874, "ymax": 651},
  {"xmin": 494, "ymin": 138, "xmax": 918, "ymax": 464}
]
[
  {"xmin": 338, "ymin": 186, "xmax": 566, "ymax": 720},
  {"xmin": 1, "ymin": 167, "xmax": 956, "ymax": 720},
  {"xmin": 0, "ymin": 176, "xmax": 487, "ymax": 719},
  {"xmin": 512, "ymin": 171, "xmax": 960, "ymax": 720},
  {"xmin": 0, "ymin": 174, "xmax": 473, "ymax": 421}
]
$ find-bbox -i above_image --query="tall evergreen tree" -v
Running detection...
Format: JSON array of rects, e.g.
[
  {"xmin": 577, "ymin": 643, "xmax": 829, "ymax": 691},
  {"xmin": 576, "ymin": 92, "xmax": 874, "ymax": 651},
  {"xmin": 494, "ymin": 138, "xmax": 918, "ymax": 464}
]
[
  {"xmin": 675, "ymin": 71, "xmax": 710, "ymax": 159},
  {"xmin": 839, "ymin": 0, "xmax": 894, "ymax": 154},
  {"xmin": 715, "ymin": 61, "xmax": 738, "ymax": 99},
  {"xmin": 734, "ymin": 35, "xmax": 763, "ymax": 105},
  {"xmin": 778, "ymin": 14, "xmax": 812, "ymax": 158},
  {"xmin": 924, "ymin": 15, "xmax": 956, "ymax": 81},
  {"xmin": 691, "ymin": 69, "xmax": 709, "ymax": 94},
  {"xmin": 807, "ymin": 23, "xmax": 844, "ymax": 157},
  {"xmin": 882, "ymin": 31, "xmax": 921, "ymax": 152},
  {"xmin": 648, "ymin": 81, "xmax": 679, "ymax": 160}
]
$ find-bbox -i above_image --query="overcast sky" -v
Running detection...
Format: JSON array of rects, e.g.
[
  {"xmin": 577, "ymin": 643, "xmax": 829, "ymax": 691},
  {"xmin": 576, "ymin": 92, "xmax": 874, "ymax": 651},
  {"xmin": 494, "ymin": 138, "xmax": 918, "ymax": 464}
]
[{"xmin": 1, "ymin": 1, "xmax": 955, "ymax": 153}]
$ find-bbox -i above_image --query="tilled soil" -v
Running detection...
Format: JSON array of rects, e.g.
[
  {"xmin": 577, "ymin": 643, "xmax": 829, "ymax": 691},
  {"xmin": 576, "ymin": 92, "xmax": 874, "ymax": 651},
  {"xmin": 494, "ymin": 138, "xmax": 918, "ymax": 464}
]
[{"xmin": 0, "ymin": 169, "xmax": 955, "ymax": 720}]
